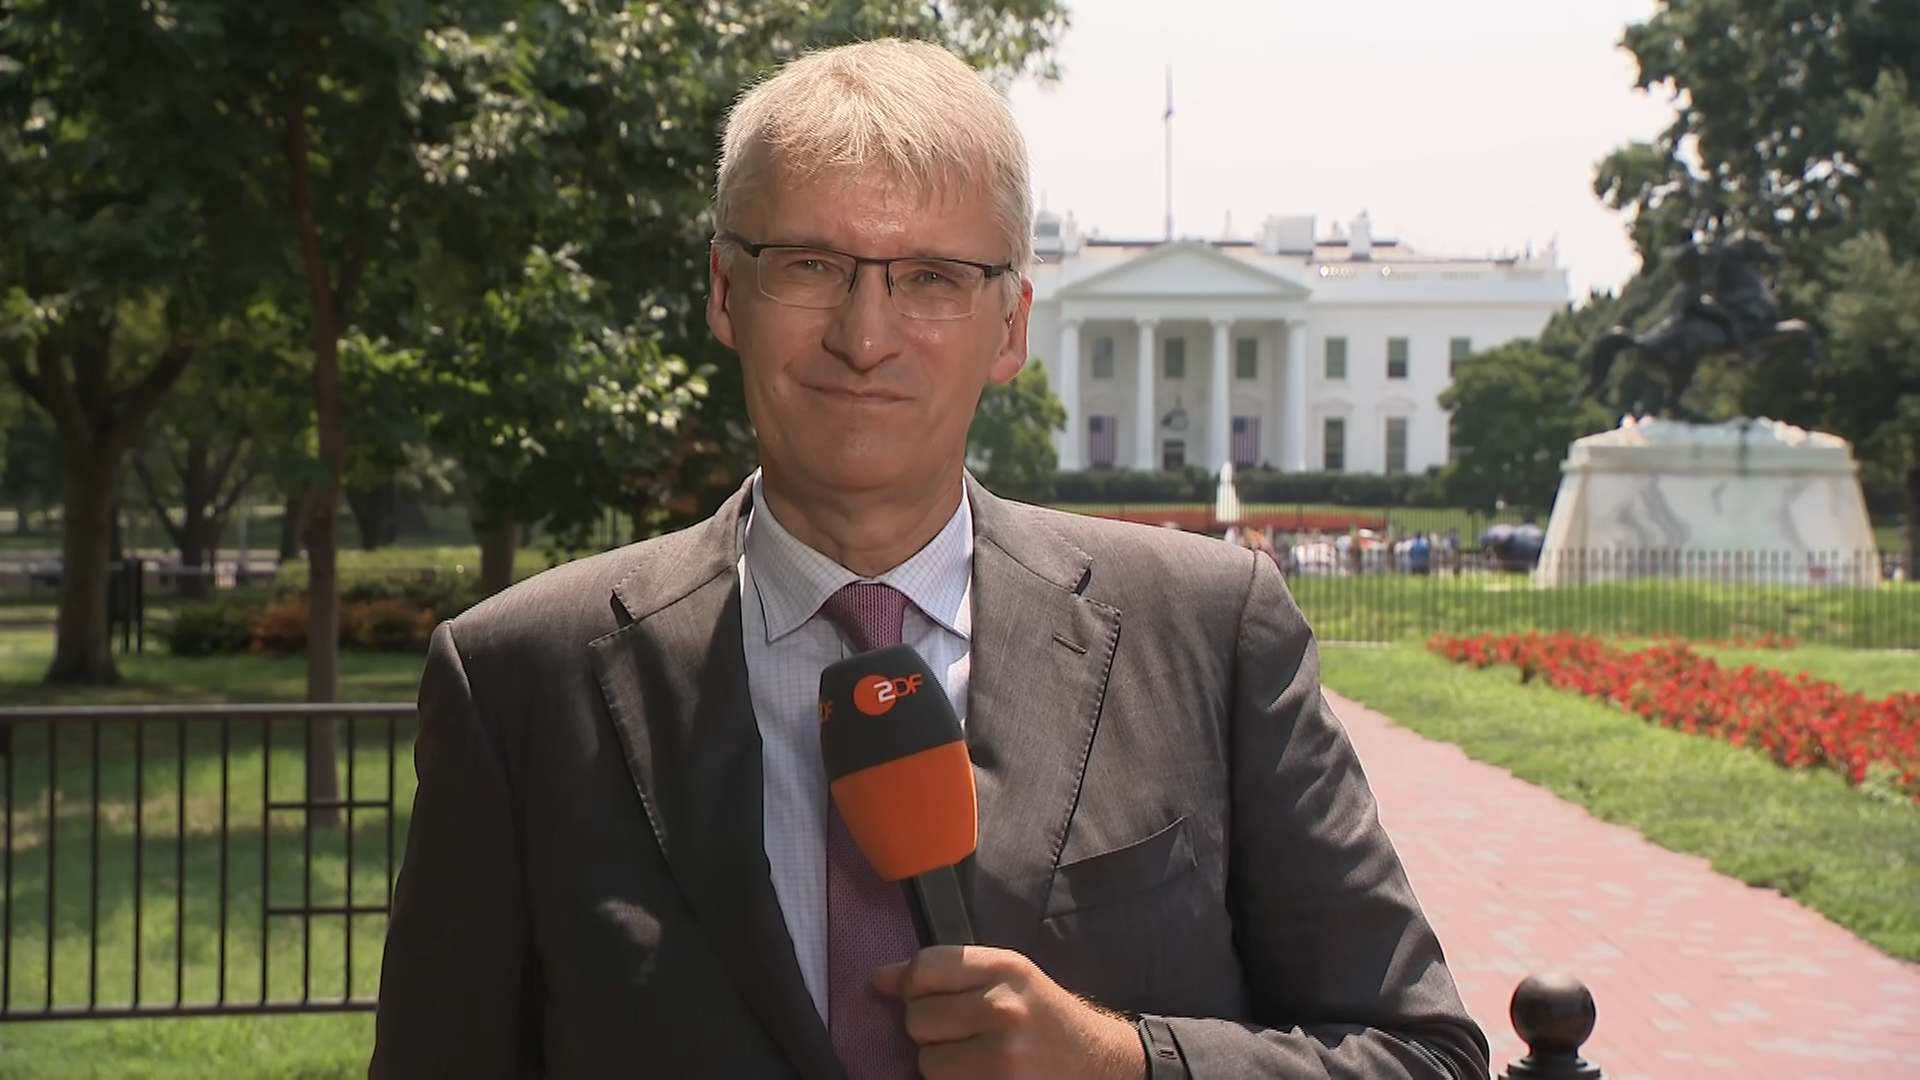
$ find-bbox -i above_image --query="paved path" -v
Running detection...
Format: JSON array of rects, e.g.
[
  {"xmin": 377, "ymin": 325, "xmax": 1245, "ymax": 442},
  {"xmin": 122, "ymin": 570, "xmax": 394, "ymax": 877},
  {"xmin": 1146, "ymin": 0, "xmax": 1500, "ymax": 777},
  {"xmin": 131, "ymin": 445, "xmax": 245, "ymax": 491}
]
[{"xmin": 1325, "ymin": 690, "xmax": 1920, "ymax": 1080}]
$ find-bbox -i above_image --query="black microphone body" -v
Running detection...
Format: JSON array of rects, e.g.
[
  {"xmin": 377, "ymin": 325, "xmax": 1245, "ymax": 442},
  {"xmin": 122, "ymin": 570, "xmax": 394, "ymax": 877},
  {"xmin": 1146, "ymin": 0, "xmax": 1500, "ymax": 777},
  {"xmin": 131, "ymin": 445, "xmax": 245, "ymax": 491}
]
[{"xmin": 905, "ymin": 865, "xmax": 974, "ymax": 947}]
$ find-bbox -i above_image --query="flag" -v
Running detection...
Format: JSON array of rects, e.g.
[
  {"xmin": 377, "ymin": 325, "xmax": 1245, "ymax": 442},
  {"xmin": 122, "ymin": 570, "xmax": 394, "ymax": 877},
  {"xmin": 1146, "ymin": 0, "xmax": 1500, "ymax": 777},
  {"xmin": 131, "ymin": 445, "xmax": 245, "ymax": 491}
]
[
  {"xmin": 1231, "ymin": 416, "xmax": 1260, "ymax": 469},
  {"xmin": 1164, "ymin": 67, "xmax": 1173, "ymax": 120},
  {"xmin": 1088, "ymin": 415, "xmax": 1118, "ymax": 468}
]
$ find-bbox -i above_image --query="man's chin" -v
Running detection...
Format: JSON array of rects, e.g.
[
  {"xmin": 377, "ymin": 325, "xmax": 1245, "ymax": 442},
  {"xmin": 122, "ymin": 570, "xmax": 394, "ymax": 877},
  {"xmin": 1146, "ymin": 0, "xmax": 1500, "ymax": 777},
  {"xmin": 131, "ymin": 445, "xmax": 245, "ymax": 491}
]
[{"xmin": 773, "ymin": 447, "xmax": 954, "ymax": 498}]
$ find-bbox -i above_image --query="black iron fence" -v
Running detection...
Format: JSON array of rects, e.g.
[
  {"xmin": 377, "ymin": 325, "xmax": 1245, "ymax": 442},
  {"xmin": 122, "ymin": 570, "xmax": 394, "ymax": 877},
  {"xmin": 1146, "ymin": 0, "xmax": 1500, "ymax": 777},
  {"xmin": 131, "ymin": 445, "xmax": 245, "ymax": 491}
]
[
  {"xmin": 0, "ymin": 704, "xmax": 1616, "ymax": 1078},
  {"xmin": 1280, "ymin": 547, "xmax": 1917, "ymax": 649},
  {"xmin": 0, "ymin": 704, "xmax": 410, "ymax": 1020}
]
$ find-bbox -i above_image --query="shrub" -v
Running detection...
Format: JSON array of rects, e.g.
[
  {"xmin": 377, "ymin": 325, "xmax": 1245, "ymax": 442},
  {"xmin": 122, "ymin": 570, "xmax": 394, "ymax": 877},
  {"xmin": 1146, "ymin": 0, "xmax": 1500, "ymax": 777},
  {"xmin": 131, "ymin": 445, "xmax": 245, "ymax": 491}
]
[
  {"xmin": 163, "ymin": 597, "xmax": 258, "ymax": 657},
  {"xmin": 250, "ymin": 596, "xmax": 315, "ymax": 657},
  {"xmin": 345, "ymin": 598, "xmax": 435, "ymax": 652}
]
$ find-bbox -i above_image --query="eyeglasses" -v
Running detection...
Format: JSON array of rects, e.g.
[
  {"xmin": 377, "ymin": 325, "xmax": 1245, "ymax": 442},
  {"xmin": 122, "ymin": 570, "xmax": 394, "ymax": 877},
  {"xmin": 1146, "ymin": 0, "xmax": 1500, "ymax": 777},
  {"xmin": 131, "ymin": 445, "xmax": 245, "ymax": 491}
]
[{"xmin": 719, "ymin": 233, "xmax": 1014, "ymax": 321}]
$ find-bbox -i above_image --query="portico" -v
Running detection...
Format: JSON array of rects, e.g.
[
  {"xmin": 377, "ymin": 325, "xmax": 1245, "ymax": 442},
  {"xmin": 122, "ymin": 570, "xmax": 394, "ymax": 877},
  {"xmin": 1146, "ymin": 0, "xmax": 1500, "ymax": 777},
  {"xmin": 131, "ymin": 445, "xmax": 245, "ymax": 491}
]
[{"xmin": 1040, "ymin": 242, "xmax": 1311, "ymax": 475}]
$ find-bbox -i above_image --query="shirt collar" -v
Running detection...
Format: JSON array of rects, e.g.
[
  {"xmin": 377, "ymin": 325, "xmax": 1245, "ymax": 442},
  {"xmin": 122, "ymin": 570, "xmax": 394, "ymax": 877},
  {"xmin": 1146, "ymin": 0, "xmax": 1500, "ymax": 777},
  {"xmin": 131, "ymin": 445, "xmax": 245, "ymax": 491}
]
[{"xmin": 742, "ymin": 470, "xmax": 973, "ymax": 644}]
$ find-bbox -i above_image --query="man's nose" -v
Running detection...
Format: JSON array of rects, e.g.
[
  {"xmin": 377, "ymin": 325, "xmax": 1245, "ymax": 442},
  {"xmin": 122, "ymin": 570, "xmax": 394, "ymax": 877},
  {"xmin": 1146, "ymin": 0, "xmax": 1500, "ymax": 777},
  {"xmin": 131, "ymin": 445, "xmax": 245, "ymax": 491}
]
[{"xmin": 821, "ymin": 263, "xmax": 905, "ymax": 371}]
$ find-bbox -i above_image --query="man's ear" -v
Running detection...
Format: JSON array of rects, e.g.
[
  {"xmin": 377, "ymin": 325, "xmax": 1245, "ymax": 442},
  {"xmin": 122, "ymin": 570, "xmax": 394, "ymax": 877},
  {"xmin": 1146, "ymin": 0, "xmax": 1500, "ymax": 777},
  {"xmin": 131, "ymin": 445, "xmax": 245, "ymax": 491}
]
[
  {"xmin": 987, "ymin": 276, "xmax": 1034, "ymax": 385},
  {"xmin": 708, "ymin": 244, "xmax": 738, "ymax": 349}
]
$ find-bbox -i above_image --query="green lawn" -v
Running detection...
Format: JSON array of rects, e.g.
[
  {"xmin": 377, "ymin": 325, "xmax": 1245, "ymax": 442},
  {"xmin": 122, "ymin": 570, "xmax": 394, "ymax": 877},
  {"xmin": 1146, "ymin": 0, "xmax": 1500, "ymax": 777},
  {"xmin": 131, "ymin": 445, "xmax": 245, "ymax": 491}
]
[
  {"xmin": 1320, "ymin": 643, "xmax": 1920, "ymax": 964},
  {"xmin": 1286, "ymin": 572, "xmax": 1920, "ymax": 649},
  {"xmin": 1692, "ymin": 643, "xmax": 1920, "ymax": 699},
  {"xmin": 0, "ymin": 635, "xmax": 425, "ymax": 708}
]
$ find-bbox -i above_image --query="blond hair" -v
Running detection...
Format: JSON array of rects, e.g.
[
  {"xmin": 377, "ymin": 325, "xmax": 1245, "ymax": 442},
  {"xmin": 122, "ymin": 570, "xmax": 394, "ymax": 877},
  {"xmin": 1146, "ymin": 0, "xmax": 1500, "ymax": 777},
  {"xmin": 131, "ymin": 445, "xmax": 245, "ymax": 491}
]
[{"xmin": 713, "ymin": 38, "xmax": 1034, "ymax": 282}]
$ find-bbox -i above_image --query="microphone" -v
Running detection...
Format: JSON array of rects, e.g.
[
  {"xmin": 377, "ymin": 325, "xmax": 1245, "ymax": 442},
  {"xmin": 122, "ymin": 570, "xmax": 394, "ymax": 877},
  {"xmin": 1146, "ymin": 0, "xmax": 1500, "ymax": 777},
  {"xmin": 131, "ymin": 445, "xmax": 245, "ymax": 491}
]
[{"xmin": 818, "ymin": 644, "xmax": 977, "ymax": 947}]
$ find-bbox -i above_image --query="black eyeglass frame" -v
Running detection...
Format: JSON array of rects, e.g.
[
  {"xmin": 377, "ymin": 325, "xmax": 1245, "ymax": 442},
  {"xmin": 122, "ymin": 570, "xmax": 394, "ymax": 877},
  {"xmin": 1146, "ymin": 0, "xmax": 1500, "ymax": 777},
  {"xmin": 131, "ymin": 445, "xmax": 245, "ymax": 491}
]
[{"xmin": 715, "ymin": 231, "xmax": 1017, "ymax": 316}]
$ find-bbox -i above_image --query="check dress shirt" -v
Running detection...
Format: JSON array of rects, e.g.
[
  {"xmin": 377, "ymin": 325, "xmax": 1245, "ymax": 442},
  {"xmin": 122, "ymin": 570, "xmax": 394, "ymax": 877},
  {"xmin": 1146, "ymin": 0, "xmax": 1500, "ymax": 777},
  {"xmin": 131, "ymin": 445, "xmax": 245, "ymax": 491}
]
[{"xmin": 737, "ymin": 472, "xmax": 974, "ymax": 1022}]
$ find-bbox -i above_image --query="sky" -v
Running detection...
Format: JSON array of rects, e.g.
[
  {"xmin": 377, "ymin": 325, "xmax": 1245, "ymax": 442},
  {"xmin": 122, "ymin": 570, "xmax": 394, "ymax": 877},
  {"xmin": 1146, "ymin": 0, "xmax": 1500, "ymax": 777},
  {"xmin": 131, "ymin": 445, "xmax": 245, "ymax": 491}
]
[{"xmin": 1004, "ymin": 0, "xmax": 1678, "ymax": 298}]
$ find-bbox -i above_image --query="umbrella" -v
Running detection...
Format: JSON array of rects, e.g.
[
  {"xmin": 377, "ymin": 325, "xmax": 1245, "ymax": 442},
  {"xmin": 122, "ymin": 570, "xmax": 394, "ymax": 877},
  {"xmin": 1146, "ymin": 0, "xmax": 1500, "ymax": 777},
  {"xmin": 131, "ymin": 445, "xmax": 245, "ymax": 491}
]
[{"xmin": 1214, "ymin": 462, "xmax": 1242, "ymax": 525}]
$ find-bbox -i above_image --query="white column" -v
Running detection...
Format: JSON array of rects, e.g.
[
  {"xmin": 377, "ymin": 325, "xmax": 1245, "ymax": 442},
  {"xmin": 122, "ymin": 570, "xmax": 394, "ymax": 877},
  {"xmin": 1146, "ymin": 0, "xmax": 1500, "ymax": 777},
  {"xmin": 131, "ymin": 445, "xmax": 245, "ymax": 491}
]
[
  {"xmin": 1287, "ymin": 319, "xmax": 1310, "ymax": 471},
  {"xmin": 1056, "ymin": 318, "xmax": 1082, "ymax": 470},
  {"xmin": 1210, "ymin": 317, "xmax": 1232, "ymax": 474},
  {"xmin": 1133, "ymin": 317, "xmax": 1158, "ymax": 470}
]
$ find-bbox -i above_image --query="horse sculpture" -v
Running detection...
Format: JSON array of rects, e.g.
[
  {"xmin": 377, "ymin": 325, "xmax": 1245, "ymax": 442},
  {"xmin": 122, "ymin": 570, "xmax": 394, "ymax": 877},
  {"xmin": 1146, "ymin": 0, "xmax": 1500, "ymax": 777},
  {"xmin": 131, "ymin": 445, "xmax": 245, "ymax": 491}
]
[{"xmin": 1572, "ymin": 232, "xmax": 1823, "ymax": 423}]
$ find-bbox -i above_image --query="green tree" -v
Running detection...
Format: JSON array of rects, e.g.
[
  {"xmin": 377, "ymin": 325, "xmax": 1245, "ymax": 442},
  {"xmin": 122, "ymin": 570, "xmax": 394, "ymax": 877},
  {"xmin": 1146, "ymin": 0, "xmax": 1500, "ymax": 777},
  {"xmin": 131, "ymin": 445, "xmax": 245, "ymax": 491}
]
[
  {"xmin": 411, "ymin": 246, "xmax": 706, "ymax": 595},
  {"xmin": 1439, "ymin": 343, "xmax": 1613, "ymax": 515},
  {"xmin": 968, "ymin": 361, "xmax": 1065, "ymax": 503},
  {"xmin": 129, "ymin": 307, "xmax": 309, "ymax": 595},
  {"xmin": 1819, "ymin": 71, "xmax": 1920, "ymax": 570},
  {"xmin": 0, "ymin": 3, "xmax": 280, "ymax": 683}
]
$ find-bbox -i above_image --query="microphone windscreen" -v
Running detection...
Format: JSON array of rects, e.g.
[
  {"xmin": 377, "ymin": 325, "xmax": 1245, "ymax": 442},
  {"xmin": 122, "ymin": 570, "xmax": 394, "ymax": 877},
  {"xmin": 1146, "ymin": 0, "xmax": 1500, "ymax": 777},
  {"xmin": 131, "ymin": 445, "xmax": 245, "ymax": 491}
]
[{"xmin": 818, "ymin": 644, "xmax": 977, "ymax": 881}]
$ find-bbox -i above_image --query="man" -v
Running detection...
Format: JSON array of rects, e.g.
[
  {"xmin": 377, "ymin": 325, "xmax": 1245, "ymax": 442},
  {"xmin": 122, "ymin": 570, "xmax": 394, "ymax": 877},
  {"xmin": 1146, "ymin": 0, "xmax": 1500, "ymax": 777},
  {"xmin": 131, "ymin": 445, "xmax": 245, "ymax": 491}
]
[{"xmin": 370, "ymin": 38, "xmax": 1488, "ymax": 1080}]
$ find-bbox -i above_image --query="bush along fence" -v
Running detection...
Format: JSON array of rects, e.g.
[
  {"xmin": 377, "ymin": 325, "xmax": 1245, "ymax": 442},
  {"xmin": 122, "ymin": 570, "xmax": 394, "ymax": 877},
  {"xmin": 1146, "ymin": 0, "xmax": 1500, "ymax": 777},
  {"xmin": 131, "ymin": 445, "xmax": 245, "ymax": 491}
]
[{"xmin": 0, "ymin": 704, "xmax": 1614, "ymax": 1080}]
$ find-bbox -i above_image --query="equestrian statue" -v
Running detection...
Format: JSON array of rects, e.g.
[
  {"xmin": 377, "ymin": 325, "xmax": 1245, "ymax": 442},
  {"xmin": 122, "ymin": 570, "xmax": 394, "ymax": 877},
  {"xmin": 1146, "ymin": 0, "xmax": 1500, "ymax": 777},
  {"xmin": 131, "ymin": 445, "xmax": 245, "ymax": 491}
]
[{"xmin": 1572, "ymin": 230, "xmax": 1823, "ymax": 423}]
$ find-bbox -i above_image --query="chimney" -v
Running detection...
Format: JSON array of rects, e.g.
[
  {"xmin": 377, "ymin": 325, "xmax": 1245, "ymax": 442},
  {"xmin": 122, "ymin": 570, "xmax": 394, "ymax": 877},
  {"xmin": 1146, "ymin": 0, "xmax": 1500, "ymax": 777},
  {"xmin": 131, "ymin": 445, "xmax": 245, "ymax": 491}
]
[
  {"xmin": 1260, "ymin": 214, "xmax": 1315, "ymax": 255},
  {"xmin": 1349, "ymin": 211, "xmax": 1373, "ymax": 260}
]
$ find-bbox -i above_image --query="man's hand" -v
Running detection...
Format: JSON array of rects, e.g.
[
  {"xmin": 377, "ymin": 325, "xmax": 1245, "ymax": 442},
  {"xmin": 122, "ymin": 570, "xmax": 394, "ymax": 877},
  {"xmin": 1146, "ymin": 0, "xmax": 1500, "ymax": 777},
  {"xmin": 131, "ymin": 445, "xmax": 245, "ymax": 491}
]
[{"xmin": 872, "ymin": 945, "xmax": 1146, "ymax": 1080}]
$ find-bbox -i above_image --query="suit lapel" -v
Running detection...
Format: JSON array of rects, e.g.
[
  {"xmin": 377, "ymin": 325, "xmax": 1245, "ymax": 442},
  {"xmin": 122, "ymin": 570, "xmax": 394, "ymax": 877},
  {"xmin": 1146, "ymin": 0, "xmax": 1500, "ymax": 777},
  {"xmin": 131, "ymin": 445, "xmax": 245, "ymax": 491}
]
[
  {"xmin": 961, "ymin": 477, "xmax": 1121, "ymax": 955},
  {"xmin": 589, "ymin": 480, "xmax": 844, "ymax": 1080}
]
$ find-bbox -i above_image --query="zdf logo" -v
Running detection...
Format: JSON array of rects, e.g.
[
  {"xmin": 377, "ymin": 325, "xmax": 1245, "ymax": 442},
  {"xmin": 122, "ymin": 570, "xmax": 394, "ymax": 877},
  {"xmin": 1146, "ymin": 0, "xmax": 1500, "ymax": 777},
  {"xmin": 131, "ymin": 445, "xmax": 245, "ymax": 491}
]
[{"xmin": 853, "ymin": 672, "xmax": 924, "ymax": 716}]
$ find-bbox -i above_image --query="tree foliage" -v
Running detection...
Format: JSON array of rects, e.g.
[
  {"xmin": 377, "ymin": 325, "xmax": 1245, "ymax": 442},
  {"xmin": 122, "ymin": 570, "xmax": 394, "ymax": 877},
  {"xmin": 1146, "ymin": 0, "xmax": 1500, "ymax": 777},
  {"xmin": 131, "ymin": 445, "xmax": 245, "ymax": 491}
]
[
  {"xmin": 968, "ymin": 361, "xmax": 1065, "ymax": 504},
  {"xmin": 1593, "ymin": 0, "xmax": 1920, "ymax": 565},
  {"xmin": 1438, "ymin": 343, "xmax": 1612, "ymax": 515}
]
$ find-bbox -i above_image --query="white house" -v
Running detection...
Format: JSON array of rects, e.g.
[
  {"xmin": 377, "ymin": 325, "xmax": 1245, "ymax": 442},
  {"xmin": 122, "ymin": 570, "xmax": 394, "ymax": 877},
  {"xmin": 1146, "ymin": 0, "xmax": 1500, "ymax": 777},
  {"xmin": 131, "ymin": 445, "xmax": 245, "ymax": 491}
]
[{"xmin": 1025, "ymin": 209, "xmax": 1570, "ymax": 475}]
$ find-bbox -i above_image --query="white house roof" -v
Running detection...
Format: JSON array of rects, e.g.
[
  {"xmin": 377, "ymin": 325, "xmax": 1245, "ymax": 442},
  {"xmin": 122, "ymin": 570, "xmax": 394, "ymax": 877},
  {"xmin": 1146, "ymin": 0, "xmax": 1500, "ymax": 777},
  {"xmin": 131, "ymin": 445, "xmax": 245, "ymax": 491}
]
[{"xmin": 1040, "ymin": 240, "xmax": 1313, "ymax": 301}]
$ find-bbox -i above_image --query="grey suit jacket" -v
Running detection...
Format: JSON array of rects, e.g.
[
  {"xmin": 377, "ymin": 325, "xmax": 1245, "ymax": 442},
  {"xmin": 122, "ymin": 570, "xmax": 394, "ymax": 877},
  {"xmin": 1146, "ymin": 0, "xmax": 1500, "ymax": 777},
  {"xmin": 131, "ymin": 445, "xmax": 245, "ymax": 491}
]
[{"xmin": 369, "ymin": 476, "xmax": 1489, "ymax": 1079}]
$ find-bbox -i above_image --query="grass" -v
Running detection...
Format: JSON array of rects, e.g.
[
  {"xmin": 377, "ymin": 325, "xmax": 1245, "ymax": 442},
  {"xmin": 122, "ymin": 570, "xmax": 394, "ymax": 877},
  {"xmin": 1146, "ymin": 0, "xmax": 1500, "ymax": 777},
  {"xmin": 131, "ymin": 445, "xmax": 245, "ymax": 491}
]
[
  {"xmin": 0, "ymin": 636, "xmax": 424, "ymax": 708},
  {"xmin": 0, "ymin": 633, "xmax": 423, "ymax": 1079},
  {"xmin": 1285, "ymin": 571, "xmax": 1920, "ymax": 649},
  {"xmin": 1319, "ymin": 643, "xmax": 1920, "ymax": 964},
  {"xmin": 1692, "ymin": 643, "xmax": 1920, "ymax": 699}
]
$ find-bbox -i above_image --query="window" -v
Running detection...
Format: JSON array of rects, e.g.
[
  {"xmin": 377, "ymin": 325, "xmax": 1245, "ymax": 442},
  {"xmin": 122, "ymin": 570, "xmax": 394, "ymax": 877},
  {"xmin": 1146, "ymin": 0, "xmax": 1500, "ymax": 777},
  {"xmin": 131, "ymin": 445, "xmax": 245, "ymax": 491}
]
[
  {"xmin": 1387, "ymin": 337, "xmax": 1409, "ymax": 380},
  {"xmin": 1091, "ymin": 336, "xmax": 1115, "ymax": 380},
  {"xmin": 1087, "ymin": 415, "xmax": 1119, "ymax": 468},
  {"xmin": 1449, "ymin": 336, "xmax": 1472, "ymax": 376},
  {"xmin": 1385, "ymin": 417, "xmax": 1408, "ymax": 474},
  {"xmin": 1324, "ymin": 336, "xmax": 1348, "ymax": 380},
  {"xmin": 1163, "ymin": 337, "xmax": 1186, "ymax": 380},
  {"xmin": 1161, "ymin": 438, "xmax": 1186, "ymax": 471},
  {"xmin": 1234, "ymin": 337, "xmax": 1258, "ymax": 380},
  {"xmin": 1231, "ymin": 416, "xmax": 1261, "ymax": 469},
  {"xmin": 1322, "ymin": 417, "xmax": 1346, "ymax": 472}
]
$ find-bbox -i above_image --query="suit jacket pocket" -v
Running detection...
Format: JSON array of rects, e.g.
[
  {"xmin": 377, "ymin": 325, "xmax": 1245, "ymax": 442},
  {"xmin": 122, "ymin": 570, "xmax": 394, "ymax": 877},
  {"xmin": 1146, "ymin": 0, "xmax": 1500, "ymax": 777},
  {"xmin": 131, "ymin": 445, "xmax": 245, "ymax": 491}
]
[{"xmin": 1042, "ymin": 816, "xmax": 1195, "ymax": 919}]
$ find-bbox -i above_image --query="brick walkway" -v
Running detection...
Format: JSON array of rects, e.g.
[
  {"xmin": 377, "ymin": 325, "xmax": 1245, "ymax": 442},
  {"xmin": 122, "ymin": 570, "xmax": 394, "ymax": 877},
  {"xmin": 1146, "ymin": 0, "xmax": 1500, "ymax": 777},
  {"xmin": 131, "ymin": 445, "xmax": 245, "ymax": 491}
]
[{"xmin": 1325, "ymin": 690, "xmax": 1920, "ymax": 1080}]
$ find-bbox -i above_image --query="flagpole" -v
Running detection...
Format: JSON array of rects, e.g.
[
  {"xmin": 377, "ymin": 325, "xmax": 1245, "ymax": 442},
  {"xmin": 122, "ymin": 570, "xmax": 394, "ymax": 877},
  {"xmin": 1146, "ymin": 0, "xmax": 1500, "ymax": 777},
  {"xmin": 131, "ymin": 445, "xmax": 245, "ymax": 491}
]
[{"xmin": 1163, "ymin": 65, "xmax": 1174, "ymax": 242}]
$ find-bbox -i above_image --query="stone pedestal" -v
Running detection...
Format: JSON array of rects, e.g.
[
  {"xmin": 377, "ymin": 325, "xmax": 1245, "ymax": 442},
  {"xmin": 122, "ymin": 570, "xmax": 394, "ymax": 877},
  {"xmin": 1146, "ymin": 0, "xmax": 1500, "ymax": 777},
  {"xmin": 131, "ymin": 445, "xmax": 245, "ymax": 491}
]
[{"xmin": 1535, "ymin": 416, "xmax": 1881, "ymax": 586}]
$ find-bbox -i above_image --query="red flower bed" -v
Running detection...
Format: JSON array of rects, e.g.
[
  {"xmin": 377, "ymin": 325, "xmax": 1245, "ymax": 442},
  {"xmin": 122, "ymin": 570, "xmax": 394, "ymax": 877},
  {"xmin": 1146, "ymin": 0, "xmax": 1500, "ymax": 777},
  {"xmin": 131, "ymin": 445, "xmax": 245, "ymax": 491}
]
[
  {"xmin": 1429, "ymin": 631, "xmax": 1920, "ymax": 802},
  {"xmin": 1092, "ymin": 508, "xmax": 1389, "ymax": 533}
]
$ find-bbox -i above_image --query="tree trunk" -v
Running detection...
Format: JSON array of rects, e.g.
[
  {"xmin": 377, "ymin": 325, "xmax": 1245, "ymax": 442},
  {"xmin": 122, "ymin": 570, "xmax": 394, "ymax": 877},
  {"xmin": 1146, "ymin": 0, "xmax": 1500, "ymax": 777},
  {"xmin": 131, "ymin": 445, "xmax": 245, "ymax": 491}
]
[
  {"xmin": 300, "ymin": 488, "xmax": 343, "ymax": 830},
  {"xmin": 278, "ymin": 492, "xmax": 304, "ymax": 561},
  {"xmin": 477, "ymin": 517, "xmax": 518, "ymax": 597},
  {"xmin": 45, "ymin": 459, "xmax": 120, "ymax": 685},
  {"xmin": 345, "ymin": 479, "xmax": 398, "ymax": 550},
  {"xmin": 1903, "ymin": 461, "xmax": 1919, "ymax": 585}
]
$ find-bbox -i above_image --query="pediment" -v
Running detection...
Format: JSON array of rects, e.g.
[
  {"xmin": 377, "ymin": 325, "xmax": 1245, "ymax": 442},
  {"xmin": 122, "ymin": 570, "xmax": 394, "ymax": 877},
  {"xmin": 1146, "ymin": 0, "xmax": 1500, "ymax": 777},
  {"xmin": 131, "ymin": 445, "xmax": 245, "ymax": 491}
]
[{"xmin": 1058, "ymin": 242, "xmax": 1312, "ymax": 300}]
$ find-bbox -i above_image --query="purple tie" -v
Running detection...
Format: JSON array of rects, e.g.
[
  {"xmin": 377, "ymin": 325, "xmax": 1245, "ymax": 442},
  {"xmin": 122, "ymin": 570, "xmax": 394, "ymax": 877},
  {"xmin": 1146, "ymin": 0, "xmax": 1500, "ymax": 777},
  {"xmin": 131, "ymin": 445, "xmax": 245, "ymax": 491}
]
[{"xmin": 818, "ymin": 583, "xmax": 924, "ymax": 1080}]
